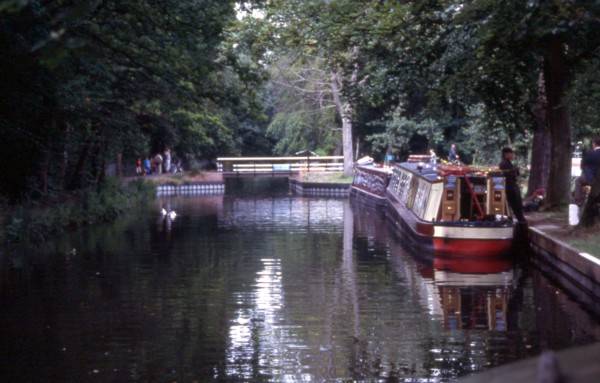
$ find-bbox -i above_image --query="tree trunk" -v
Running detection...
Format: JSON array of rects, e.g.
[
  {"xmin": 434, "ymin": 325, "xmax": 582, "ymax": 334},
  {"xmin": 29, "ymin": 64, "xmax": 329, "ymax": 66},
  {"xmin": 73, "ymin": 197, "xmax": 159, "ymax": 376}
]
[
  {"xmin": 528, "ymin": 127, "xmax": 551, "ymax": 196},
  {"xmin": 90, "ymin": 142, "xmax": 102, "ymax": 185},
  {"xmin": 97, "ymin": 154, "xmax": 106, "ymax": 185},
  {"xmin": 543, "ymin": 39, "xmax": 572, "ymax": 208},
  {"xmin": 69, "ymin": 140, "xmax": 92, "ymax": 190},
  {"xmin": 39, "ymin": 149, "xmax": 51, "ymax": 195},
  {"xmin": 330, "ymin": 71, "xmax": 354, "ymax": 176},
  {"xmin": 58, "ymin": 122, "xmax": 71, "ymax": 191},
  {"xmin": 59, "ymin": 149, "xmax": 68, "ymax": 191},
  {"xmin": 39, "ymin": 117, "xmax": 58, "ymax": 195},
  {"xmin": 528, "ymin": 72, "xmax": 551, "ymax": 196},
  {"xmin": 116, "ymin": 152, "xmax": 123, "ymax": 178}
]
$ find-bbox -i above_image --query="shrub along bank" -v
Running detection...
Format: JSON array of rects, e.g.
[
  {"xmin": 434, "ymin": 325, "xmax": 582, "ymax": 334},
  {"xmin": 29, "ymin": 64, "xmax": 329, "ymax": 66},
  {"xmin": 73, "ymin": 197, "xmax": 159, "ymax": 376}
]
[{"xmin": 1, "ymin": 179, "xmax": 155, "ymax": 244}]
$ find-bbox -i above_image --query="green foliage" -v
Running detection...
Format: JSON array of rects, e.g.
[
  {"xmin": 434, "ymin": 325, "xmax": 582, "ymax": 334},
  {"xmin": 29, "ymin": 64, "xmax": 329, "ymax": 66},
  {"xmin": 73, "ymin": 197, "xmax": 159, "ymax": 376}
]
[
  {"xmin": 571, "ymin": 56, "xmax": 600, "ymax": 142},
  {"xmin": 2, "ymin": 0, "xmax": 600, "ymax": 205},
  {"xmin": 0, "ymin": 0, "xmax": 269, "ymax": 201},
  {"xmin": 171, "ymin": 110, "xmax": 235, "ymax": 159},
  {"xmin": 455, "ymin": 104, "xmax": 521, "ymax": 165},
  {"xmin": 367, "ymin": 107, "xmax": 444, "ymax": 160},
  {"xmin": 262, "ymin": 54, "xmax": 340, "ymax": 155},
  {"xmin": 2, "ymin": 178, "xmax": 155, "ymax": 244},
  {"xmin": 267, "ymin": 111, "xmax": 339, "ymax": 155}
]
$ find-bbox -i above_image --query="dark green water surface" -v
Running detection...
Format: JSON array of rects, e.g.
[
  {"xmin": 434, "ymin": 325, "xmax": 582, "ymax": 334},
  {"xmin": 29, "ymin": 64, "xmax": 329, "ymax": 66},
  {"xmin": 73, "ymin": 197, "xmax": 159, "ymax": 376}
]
[{"xmin": 1, "ymin": 181, "xmax": 599, "ymax": 382}]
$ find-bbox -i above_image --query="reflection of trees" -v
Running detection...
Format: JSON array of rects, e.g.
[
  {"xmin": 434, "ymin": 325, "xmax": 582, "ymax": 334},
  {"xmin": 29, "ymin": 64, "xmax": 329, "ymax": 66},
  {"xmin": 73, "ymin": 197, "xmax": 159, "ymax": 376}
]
[{"xmin": 530, "ymin": 270, "xmax": 600, "ymax": 350}]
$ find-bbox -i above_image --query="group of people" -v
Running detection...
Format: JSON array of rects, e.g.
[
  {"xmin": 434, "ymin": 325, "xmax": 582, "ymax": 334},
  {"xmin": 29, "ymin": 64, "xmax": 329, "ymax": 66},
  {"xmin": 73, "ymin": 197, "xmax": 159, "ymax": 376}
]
[
  {"xmin": 427, "ymin": 143, "xmax": 459, "ymax": 165},
  {"xmin": 135, "ymin": 148, "xmax": 183, "ymax": 176}
]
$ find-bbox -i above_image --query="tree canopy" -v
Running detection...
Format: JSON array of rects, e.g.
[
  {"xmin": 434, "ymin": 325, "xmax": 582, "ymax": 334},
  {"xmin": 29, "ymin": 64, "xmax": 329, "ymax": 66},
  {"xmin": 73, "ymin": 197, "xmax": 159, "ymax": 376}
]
[
  {"xmin": 0, "ymin": 0, "xmax": 267, "ymax": 199},
  {"xmin": 2, "ymin": 0, "xmax": 600, "ymax": 210}
]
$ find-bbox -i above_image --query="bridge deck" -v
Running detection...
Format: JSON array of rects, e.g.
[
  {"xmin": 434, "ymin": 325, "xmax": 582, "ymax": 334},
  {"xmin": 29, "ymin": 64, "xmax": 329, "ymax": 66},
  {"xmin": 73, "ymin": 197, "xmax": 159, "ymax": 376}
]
[{"xmin": 217, "ymin": 156, "xmax": 344, "ymax": 176}]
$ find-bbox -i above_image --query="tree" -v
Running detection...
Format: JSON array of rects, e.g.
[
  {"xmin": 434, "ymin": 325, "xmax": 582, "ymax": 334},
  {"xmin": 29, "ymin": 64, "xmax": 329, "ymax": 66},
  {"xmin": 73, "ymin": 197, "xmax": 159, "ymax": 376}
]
[
  {"xmin": 264, "ymin": 55, "xmax": 340, "ymax": 155},
  {"xmin": 443, "ymin": 0, "xmax": 600, "ymax": 207},
  {"xmin": 262, "ymin": 0, "xmax": 373, "ymax": 175},
  {"xmin": 0, "ymin": 0, "xmax": 269, "ymax": 200}
]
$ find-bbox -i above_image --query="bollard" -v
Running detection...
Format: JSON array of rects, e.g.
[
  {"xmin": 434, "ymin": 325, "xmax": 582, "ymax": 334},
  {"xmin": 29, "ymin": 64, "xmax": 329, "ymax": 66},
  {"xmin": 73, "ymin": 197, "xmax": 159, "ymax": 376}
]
[{"xmin": 568, "ymin": 204, "xmax": 579, "ymax": 226}]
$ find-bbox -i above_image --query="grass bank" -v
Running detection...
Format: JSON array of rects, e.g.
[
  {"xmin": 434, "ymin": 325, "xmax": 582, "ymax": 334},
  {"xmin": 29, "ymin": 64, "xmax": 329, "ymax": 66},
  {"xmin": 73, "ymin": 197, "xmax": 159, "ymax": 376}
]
[
  {"xmin": 527, "ymin": 211, "xmax": 600, "ymax": 258},
  {"xmin": 0, "ymin": 178, "xmax": 155, "ymax": 244},
  {"xmin": 296, "ymin": 172, "xmax": 353, "ymax": 184},
  {"xmin": 139, "ymin": 171, "xmax": 223, "ymax": 185},
  {"xmin": 566, "ymin": 230, "xmax": 600, "ymax": 257}
]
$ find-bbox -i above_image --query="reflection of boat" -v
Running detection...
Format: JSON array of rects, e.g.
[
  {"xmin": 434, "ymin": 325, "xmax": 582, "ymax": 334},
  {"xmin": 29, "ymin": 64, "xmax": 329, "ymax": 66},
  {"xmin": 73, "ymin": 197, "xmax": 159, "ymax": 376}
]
[
  {"xmin": 431, "ymin": 255, "xmax": 514, "ymax": 287},
  {"xmin": 386, "ymin": 160, "xmax": 514, "ymax": 257},
  {"xmin": 352, "ymin": 194, "xmax": 516, "ymax": 331},
  {"xmin": 433, "ymin": 256, "xmax": 513, "ymax": 275},
  {"xmin": 437, "ymin": 283, "xmax": 510, "ymax": 331},
  {"xmin": 433, "ymin": 255, "xmax": 514, "ymax": 331}
]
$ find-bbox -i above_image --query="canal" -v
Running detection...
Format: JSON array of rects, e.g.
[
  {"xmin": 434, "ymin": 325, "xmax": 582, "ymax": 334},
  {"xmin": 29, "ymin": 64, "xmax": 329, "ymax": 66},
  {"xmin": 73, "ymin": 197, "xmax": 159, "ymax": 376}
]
[{"xmin": 1, "ymin": 179, "xmax": 599, "ymax": 382}]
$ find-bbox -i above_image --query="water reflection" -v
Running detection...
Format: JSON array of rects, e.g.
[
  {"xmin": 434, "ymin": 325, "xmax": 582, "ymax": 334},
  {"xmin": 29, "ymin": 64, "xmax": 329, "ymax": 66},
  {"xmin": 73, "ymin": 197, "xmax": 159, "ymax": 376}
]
[
  {"xmin": 225, "ymin": 258, "xmax": 293, "ymax": 380},
  {"xmin": 352, "ymin": 199, "xmax": 600, "ymax": 379},
  {"xmin": 0, "ymin": 192, "xmax": 598, "ymax": 382},
  {"xmin": 433, "ymin": 257, "xmax": 513, "ymax": 332}
]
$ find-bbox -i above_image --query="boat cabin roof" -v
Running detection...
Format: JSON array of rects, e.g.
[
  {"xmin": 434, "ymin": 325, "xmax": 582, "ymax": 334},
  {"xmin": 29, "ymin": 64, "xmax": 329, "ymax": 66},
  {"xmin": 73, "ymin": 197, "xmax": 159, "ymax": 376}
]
[
  {"xmin": 395, "ymin": 162, "xmax": 502, "ymax": 182},
  {"xmin": 396, "ymin": 162, "xmax": 442, "ymax": 182}
]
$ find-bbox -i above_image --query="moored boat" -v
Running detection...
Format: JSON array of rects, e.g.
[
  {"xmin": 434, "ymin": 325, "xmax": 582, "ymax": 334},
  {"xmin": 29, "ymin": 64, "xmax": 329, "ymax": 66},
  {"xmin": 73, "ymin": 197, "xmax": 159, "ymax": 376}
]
[
  {"xmin": 384, "ymin": 158, "xmax": 514, "ymax": 257},
  {"xmin": 349, "ymin": 165, "xmax": 392, "ymax": 207}
]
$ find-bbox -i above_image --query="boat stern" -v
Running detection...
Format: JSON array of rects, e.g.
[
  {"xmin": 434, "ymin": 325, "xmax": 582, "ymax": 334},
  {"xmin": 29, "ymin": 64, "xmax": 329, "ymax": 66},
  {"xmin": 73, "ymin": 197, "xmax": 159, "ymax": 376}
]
[{"xmin": 432, "ymin": 222, "xmax": 514, "ymax": 257}]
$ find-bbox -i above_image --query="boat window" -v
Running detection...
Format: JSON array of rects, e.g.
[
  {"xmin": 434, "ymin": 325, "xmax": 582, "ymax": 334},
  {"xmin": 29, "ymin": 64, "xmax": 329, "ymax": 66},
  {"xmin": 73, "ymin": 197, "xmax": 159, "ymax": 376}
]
[
  {"xmin": 413, "ymin": 180, "xmax": 432, "ymax": 218},
  {"xmin": 398, "ymin": 172, "xmax": 413, "ymax": 204},
  {"xmin": 406, "ymin": 177, "xmax": 419, "ymax": 209}
]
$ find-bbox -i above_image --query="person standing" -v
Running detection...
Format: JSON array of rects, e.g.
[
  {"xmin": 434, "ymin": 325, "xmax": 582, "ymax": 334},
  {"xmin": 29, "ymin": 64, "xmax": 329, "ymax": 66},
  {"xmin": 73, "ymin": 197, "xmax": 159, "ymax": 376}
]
[
  {"xmin": 164, "ymin": 148, "xmax": 171, "ymax": 174},
  {"xmin": 135, "ymin": 158, "xmax": 143, "ymax": 176},
  {"xmin": 154, "ymin": 152, "xmax": 163, "ymax": 174},
  {"xmin": 580, "ymin": 137, "xmax": 600, "ymax": 226},
  {"xmin": 448, "ymin": 144, "xmax": 460, "ymax": 163},
  {"xmin": 499, "ymin": 147, "xmax": 526, "ymax": 223},
  {"xmin": 143, "ymin": 156, "xmax": 152, "ymax": 175},
  {"xmin": 582, "ymin": 137, "xmax": 600, "ymax": 185}
]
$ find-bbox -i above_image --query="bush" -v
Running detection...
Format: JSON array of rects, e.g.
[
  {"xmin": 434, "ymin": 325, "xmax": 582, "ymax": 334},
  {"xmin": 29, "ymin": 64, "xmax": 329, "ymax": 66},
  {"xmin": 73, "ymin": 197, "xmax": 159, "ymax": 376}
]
[{"xmin": 1, "ymin": 178, "xmax": 156, "ymax": 244}]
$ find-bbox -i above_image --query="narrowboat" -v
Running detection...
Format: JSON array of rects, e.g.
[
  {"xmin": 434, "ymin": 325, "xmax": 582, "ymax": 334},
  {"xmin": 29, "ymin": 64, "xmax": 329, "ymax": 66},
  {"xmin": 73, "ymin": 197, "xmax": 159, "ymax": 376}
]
[
  {"xmin": 350, "ymin": 165, "xmax": 392, "ymax": 207},
  {"xmin": 385, "ymin": 159, "xmax": 514, "ymax": 257}
]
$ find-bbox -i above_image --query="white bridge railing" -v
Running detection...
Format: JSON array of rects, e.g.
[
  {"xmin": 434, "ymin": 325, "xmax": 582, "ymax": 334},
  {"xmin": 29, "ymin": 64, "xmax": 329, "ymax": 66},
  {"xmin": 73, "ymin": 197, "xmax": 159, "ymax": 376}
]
[{"xmin": 217, "ymin": 156, "xmax": 344, "ymax": 175}]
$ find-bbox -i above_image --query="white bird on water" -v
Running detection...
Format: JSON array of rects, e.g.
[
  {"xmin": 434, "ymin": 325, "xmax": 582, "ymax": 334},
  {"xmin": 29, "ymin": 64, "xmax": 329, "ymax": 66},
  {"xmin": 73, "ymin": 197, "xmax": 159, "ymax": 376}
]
[{"xmin": 161, "ymin": 208, "xmax": 177, "ymax": 220}]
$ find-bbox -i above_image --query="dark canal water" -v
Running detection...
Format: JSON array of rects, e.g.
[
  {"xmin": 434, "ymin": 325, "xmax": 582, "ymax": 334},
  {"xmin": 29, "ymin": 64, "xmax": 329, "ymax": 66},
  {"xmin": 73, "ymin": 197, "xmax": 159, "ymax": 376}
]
[{"xmin": 1, "ymin": 179, "xmax": 599, "ymax": 382}]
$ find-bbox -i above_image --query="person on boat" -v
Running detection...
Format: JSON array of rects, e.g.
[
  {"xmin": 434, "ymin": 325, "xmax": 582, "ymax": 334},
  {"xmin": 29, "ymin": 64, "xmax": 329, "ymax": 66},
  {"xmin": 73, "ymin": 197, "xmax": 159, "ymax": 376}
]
[
  {"xmin": 429, "ymin": 149, "xmax": 437, "ymax": 164},
  {"xmin": 499, "ymin": 147, "xmax": 526, "ymax": 223},
  {"xmin": 448, "ymin": 144, "xmax": 460, "ymax": 163}
]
